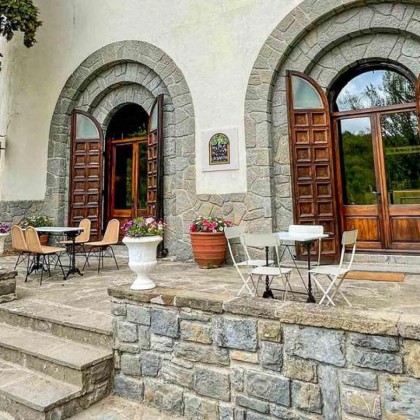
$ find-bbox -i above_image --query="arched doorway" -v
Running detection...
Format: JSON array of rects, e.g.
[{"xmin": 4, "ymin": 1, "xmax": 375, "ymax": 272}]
[
  {"xmin": 331, "ymin": 66, "xmax": 420, "ymax": 251},
  {"xmin": 286, "ymin": 66, "xmax": 420, "ymax": 254},
  {"xmin": 105, "ymin": 104, "xmax": 149, "ymax": 231}
]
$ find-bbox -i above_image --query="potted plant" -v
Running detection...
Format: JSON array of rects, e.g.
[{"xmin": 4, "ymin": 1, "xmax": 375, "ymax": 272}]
[
  {"xmin": 20, "ymin": 215, "xmax": 53, "ymax": 245},
  {"xmin": 0, "ymin": 223, "xmax": 11, "ymax": 269},
  {"xmin": 122, "ymin": 216, "xmax": 165, "ymax": 290},
  {"xmin": 189, "ymin": 216, "xmax": 232, "ymax": 269}
]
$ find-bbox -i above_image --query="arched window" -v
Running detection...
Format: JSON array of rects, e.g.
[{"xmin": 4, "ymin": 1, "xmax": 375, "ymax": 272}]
[{"xmin": 332, "ymin": 67, "xmax": 416, "ymax": 112}]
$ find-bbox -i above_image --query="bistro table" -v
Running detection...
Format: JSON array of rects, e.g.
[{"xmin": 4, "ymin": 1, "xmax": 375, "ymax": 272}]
[
  {"xmin": 276, "ymin": 231, "xmax": 329, "ymax": 303},
  {"xmin": 36, "ymin": 226, "xmax": 84, "ymax": 280}
]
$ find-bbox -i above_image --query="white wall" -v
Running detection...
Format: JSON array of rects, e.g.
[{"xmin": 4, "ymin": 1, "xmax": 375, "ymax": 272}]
[{"xmin": 1, "ymin": 0, "xmax": 302, "ymax": 200}]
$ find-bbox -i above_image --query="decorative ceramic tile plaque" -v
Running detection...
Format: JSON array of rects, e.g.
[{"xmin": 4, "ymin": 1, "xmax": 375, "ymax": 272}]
[{"xmin": 201, "ymin": 127, "xmax": 239, "ymax": 171}]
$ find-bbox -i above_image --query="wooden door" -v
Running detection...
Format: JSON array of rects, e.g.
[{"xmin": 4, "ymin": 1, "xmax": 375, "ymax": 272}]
[
  {"xmin": 147, "ymin": 94, "xmax": 164, "ymax": 219},
  {"xmin": 69, "ymin": 111, "xmax": 103, "ymax": 239},
  {"xmin": 287, "ymin": 72, "xmax": 340, "ymax": 261},
  {"xmin": 334, "ymin": 105, "xmax": 420, "ymax": 251},
  {"xmin": 334, "ymin": 115, "xmax": 384, "ymax": 249},
  {"xmin": 107, "ymin": 138, "xmax": 148, "ymax": 232}
]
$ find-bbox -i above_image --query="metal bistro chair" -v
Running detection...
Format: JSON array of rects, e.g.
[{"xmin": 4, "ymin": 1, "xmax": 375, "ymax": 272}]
[
  {"xmin": 243, "ymin": 233, "xmax": 293, "ymax": 300},
  {"xmin": 25, "ymin": 227, "xmax": 66, "ymax": 285},
  {"xmin": 309, "ymin": 229, "xmax": 358, "ymax": 307},
  {"xmin": 11, "ymin": 225, "xmax": 30, "ymax": 269},
  {"xmin": 83, "ymin": 219, "xmax": 120, "ymax": 273},
  {"xmin": 60, "ymin": 218, "xmax": 91, "ymax": 263},
  {"xmin": 225, "ymin": 227, "xmax": 274, "ymax": 296}
]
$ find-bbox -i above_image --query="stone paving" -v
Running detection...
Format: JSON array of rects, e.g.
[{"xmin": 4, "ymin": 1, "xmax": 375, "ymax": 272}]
[{"xmin": 0, "ymin": 248, "xmax": 419, "ymax": 337}]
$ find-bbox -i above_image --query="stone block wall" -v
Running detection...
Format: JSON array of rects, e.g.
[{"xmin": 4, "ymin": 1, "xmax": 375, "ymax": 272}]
[
  {"xmin": 109, "ymin": 286, "xmax": 420, "ymax": 419},
  {"xmin": 0, "ymin": 270, "xmax": 17, "ymax": 303}
]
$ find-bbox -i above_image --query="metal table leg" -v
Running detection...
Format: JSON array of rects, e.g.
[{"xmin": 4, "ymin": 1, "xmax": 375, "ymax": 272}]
[
  {"xmin": 303, "ymin": 241, "xmax": 316, "ymax": 303},
  {"xmin": 262, "ymin": 246, "xmax": 274, "ymax": 299},
  {"xmin": 64, "ymin": 232, "xmax": 83, "ymax": 280}
]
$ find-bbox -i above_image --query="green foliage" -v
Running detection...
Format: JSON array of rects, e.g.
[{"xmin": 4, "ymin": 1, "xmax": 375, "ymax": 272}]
[
  {"xmin": 0, "ymin": 0, "xmax": 42, "ymax": 67},
  {"xmin": 20, "ymin": 215, "xmax": 52, "ymax": 228}
]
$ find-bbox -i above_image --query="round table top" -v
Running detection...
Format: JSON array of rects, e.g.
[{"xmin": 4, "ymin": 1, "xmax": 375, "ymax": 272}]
[{"xmin": 35, "ymin": 226, "xmax": 84, "ymax": 234}]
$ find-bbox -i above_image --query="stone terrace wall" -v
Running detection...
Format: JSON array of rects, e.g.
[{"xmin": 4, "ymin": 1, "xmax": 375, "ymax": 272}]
[{"xmin": 109, "ymin": 286, "xmax": 420, "ymax": 419}]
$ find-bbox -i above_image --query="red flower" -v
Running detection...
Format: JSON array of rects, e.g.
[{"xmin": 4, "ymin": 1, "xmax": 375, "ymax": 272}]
[{"xmin": 190, "ymin": 224, "xmax": 197, "ymax": 232}]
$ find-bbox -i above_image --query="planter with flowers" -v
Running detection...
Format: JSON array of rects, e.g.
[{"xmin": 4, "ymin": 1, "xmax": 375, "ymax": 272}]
[
  {"xmin": 189, "ymin": 216, "xmax": 232, "ymax": 269},
  {"xmin": 0, "ymin": 223, "xmax": 11, "ymax": 269},
  {"xmin": 20, "ymin": 215, "xmax": 53, "ymax": 245},
  {"xmin": 122, "ymin": 217, "xmax": 165, "ymax": 290}
]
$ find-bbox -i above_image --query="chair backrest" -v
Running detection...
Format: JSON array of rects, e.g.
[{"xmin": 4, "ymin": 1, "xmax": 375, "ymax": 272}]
[
  {"xmin": 11, "ymin": 225, "xmax": 28, "ymax": 252},
  {"xmin": 289, "ymin": 224, "xmax": 324, "ymax": 235},
  {"xmin": 338, "ymin": 229, "xmax": 358, "ymax": 270},
  {"xmin": 243, "ymin": 233, "xmax": 283, "ymax": 271},
  {"xmin": 103, "ymin": 219, "xmax": 120, "ymax": 244},
  {"xmin": 224, "ymin": 226, "xmax": 243, "ymax": 240},
  {"xmin": 25, "ymin": 227, "xmax": 43, "ymax": 254},
  {"xmin": 76, "ymin": 218, "xmax": 91, "ymax": 242}
]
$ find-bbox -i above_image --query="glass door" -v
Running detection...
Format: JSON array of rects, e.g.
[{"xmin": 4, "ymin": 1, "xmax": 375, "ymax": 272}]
[
  {"xmin": 108, "ymin": 138, "xmax": 148, "ymax": 234},
  {"xmin": 336, "ymin": 116, "xmax": 384, "ymax": 249},
  {"xmin": 379, "ymin": 110, "xmax": 420, "ymax": 249}
]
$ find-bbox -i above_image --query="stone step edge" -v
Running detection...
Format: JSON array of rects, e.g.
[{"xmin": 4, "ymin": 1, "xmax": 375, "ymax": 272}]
[
  {"xmin": 0, "ymin": 358, "xmax": 82, "ymax": 413},
  {"xmin": 0, "ymin": 305, "xmax": 112, "ymax": 337},
  {"xmin": 0, "ymin": 323, "xmax": 113, "ymax": 371}
]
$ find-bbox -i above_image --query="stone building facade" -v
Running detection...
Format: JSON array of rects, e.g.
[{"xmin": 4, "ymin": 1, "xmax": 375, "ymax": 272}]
[{"xmin": 1, "ymin": 0, "xmax": 420, "ymax": 259}]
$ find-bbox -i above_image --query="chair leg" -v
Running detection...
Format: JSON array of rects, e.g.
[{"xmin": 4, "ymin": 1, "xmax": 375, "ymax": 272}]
[
  {"xmin": 97, "ymin": 248, "xmax": 102, "ymax": 273},
  {"xmin": 110, "ymin": 246, "xmax": 119, "ymax": 270},
  {"xmin": 317, "ymin": 274, "xmax": 337, "ymax": 306},
  {"xmin": 46, "ymin": 255, "xmax": 52, "ymax": 277},
  {"xmin": 14, "ymin": 253, "xmax": 22, "ymax": 270},
  {"xmin": 40, "ymin": 255, "xmax": 45, "ymax": 286},
  {"xmin": 329, "ymin": 277, "xmax": 352, "ymax": 307},
  {"xmin": 25, "ymin": 254, "xmax": 33, "ymax": 282},
  {"xmin": 83, "ymin": 249, "xmax": 91, "ymax": 271}
]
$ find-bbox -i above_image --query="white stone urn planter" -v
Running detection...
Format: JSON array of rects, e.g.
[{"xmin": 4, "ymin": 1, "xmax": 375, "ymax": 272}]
[
  {"xmin": 0, "ymin": 233, "xmax": 9, "ymax": 270},
  {"xmin": 122, "ymin": 235, "xmax": 163, "ymax": 290}
]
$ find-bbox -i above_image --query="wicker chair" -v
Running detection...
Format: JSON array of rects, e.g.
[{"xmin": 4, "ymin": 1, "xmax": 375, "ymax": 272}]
[
  {"xmin": 83, "ymin": 219, "xmax": 120, "ymax": 273},
  {"xmin": 11, "ymin": 225, "xmax": 31, "ymax": 270},
  {"xmin": 25, "ymin": 227, "xmax": 66, "ymax": 285}
]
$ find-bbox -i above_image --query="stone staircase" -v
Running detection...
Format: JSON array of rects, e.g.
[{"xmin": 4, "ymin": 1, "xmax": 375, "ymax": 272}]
[{"xmin": 0, "ymin": 304, "xmax": 114, "ymax": 419}]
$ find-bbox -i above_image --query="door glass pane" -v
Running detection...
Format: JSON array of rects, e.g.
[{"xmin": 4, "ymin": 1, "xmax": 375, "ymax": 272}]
[
  {"xmin": 381, "ymin": 111, "xmax": 420, "ymax": 205},
  {"xmin": 150, "ymin": 105, "xmax": 158, "ymax": 131},
  {"xmin": 339, "ymin": 117, "xmax": 377, "ymax": 205},
  {"xmin": 138, "ymin": 142, "xmax": 148, "ymax": 209},
  {"xmin": 114, "ymin": 144, "xmax": 133, "ymax": 210},
  {"xmin": 336, "ymin": 69, "xmax": 415, "ymax": 112},
  {"xmin": 76, "ymin": 113, "xmax": 99, "ymax": 139},
  {"xmin": 291, "ymin": 76, "xmax": 323, "ymax": 109}
]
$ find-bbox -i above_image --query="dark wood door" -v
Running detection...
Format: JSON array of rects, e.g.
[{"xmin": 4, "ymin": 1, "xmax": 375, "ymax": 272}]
[
  {"xmin": 147, "ymin": 94, "xmax": 164, "ymax": 219},
  {"xmin": 107, "ymin": 137, "xmax": 148, "ymax": 232},
  {"xmin": 69, "ymin": 111, "xmax": 103, "ymax": 239},
  {"xmin": 287, "ymin": 72, "xmax": 340, "ymax": 261}
]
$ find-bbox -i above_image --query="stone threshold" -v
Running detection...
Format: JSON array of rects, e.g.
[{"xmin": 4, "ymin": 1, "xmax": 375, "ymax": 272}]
[{"xmin": 108, "ymin": 286, "xmax": 420, "ymax": 340}]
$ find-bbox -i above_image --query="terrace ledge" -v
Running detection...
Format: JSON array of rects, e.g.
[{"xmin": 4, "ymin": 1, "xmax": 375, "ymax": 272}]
[{"xmin": 108, "ymin": 285, "xmax": 420, "ymax": 339}]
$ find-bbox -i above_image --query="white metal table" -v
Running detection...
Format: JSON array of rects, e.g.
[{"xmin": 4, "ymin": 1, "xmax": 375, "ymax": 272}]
[
  {"xmin": 276, "ymin": 231, "xmax": 329, "ymax": 303},
  {"xmin": 36, "ymin": 227, "xmax": 84, "ymax": 279}
]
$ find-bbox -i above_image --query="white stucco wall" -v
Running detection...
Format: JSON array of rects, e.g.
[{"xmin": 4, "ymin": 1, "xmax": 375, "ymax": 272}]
[{"xmin": 1, "ymin": 0, "xmax": 302, "ymax": 201}]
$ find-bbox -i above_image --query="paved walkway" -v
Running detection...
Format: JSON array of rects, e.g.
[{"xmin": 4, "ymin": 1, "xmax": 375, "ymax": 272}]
[{"xmin": 1, "ymin": 249, "xmax": 420, "ymax": 336}]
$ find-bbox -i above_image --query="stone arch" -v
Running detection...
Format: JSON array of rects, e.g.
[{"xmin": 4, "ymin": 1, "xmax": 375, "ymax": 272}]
[
  {"xmin": 245, "ymin": 0, "xmax": 420, "ymax": 233},
  {"xmin": 46, "ymin": 40, "xmax": 196, "ymax": 258}
]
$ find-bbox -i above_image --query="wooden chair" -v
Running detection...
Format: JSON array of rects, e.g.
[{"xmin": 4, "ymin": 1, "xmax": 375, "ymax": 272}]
[
  {"xmin": 309, "ymin": 229, "xmax": 358, "ymax": 307},
  {"xmin": 83, "ymin": 219, "xmax": 120, "ymax": 273},
  {"xmin": 25, "ymin": 227, "xmax": 66, "ymax": 285},
  {"xmin": 11, "ymin": 225, "xmax": 30, "ymax": 270}
]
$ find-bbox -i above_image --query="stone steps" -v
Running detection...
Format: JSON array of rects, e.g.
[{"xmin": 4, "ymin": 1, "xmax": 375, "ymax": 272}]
[
  {"xmin": 0, "ymin": 300, "xmax": 112, "ymax": 349},
  {"xmin": 0, "ymin": 323, "xmax": 113, "ymax": 389},
  {"xmin": 0, "ymin": 312, "xmax": 114, "ymax": 418}
]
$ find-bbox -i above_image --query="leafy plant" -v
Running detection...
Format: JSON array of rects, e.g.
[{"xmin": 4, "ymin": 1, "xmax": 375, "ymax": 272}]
[
  {"xmin": 122, "ymin": 216, "xmax": 165, "ymax": 237},
  {"xmin": 0, "ymin": 0, "xmax": 42, "ymax": 68},
  {"xmin": 190, "ymin": 215, "xmax": 232, "ymax": 233},
  {"xmin": 20, "ymin": 215, "xmax": 52, "ymax": 228}
]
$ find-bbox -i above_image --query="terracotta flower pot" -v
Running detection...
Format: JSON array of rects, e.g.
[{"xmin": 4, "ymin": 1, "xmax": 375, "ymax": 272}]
[
  {"xmin": 39, "ymin": 233, "xmax": 49, "ymax": 246},
  {"xmin": 190, "ymin": 232, "xmax": 227, "ymax": 269}
]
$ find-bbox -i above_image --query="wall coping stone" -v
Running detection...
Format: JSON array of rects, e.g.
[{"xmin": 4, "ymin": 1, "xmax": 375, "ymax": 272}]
[
  {"xmin": 0, "ymin": 270, "xmax": 17, "ymax": 281},
  {"xmin": 108, "ymin": 286, "xmax": 417, "ymax": 338}
]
